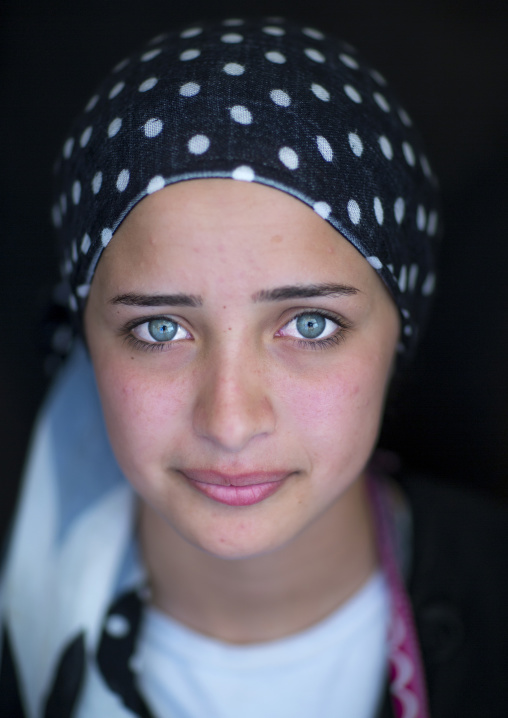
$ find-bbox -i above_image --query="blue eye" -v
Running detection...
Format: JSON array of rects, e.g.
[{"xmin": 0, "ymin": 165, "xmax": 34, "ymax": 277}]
[
  {"xmin": 295, "ymin": 313, "xmax": 327, "ymax": 338},
  {"xmin": 130, "ymin": 316, "xmax": 191, "ymax": 345},
  {"xmin": 148, "ymin": 318, "xmax": 178, "ymax": 342}
]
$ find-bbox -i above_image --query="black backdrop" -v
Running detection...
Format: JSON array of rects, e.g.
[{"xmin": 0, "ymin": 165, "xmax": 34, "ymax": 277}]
[{"xmin": 1, "ymin": 0, "xmax": 508, "ymax": 542}]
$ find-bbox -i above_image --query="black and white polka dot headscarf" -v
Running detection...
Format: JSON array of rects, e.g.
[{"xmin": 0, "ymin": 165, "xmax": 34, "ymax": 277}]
[{"xmin": 52, "ymin": 16, "xmax": 441, "ymax": 355}]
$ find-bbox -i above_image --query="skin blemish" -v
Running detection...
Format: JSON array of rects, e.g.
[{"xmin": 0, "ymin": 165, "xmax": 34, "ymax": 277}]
[{"xmin": 271, "ymin": 234, "xmax": 283, "ymax": 244}]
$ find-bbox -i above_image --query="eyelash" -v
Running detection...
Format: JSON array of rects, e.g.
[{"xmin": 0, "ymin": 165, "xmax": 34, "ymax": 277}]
[{"xmin": 120, "ymin": 310, "xmax": 351, "ymax": 353}]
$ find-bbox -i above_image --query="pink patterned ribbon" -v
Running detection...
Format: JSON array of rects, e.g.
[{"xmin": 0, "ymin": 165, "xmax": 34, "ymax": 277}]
[{"xmin": 367, "ymin": 472, "xmax": 430, "ymax": 718}]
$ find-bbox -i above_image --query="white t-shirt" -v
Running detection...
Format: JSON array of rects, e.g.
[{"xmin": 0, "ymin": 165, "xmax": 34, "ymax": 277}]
[{"xmin": 134, "ymin": 571, "xmax": 389, "ymax": 718}]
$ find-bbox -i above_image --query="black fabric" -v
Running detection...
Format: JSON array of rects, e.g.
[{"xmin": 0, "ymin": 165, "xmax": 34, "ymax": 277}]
[
  {"xmin": 0, "ymin": 625, "xmax": 28, "ymax": 718},
  {"xmin": 97, "ymin": 588, "xmax": 155, "ymax": 718},
  {"xmin": 51, "ymin": 17, "xmax": 441, "ymax": 356},
  {"xmin": 43, "ymin": 632, "xmax": 86, "ymax": 718},
  {"xmin": 399, "ymin": 476, "xmax": 508, "ymax": 717}
]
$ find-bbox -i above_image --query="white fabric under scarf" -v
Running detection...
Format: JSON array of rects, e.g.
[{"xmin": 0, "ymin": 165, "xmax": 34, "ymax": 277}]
[
  {"xmin": 1, "ymin": 344, "xmax": 139, "ymax": 718},
  {"xmin": 135, "ymin": 572, "xmax": 389, "ymax": 718}
]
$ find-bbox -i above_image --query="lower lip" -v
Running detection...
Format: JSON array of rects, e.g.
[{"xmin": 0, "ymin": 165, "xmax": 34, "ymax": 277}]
[{"xmin": 188, "ymin": 479, "xmax": 285, "ymax": 506}]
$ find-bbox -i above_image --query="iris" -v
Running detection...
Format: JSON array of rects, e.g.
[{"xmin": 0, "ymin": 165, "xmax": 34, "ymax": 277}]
[{"xmin": 296, "ymin": 313, "xmax": 326, "ymax": 339}]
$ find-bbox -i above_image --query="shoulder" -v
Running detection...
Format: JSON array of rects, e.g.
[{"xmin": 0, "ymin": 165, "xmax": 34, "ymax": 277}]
[{"xmin": 398, "ymin": 475, "xmax": 508, "ymax": 717}]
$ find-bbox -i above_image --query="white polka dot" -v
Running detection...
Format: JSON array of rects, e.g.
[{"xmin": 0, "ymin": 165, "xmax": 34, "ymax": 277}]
[
  {"xmin": 80, "ymin": 126, "xmax": 92, "ymax": 148},
  {"xmin": 427, "ymin": 210, "xmax": 438, "ymax": 236},
  {"xmin": 221, "ymin": 33, "xmax": 243, "ymax": 43},
  {"xmin": 81, "ymin": 233, "xmax": 91, "ymax": 253},
  {"xmin": 304, "ymin": 48, "xmax": 326, "ymax": 63},
  {"xmin": 188, "ymin": 134, "xmax": 210, "ymax": 154},
  {"xmin": 378, "ymin": 135, "xmax": 393, "ymax": 160},
  {"xmin": 263, "ymin": 26, "xmax": 285, "ymax": 36},
  {"xmin": 339, "ymin": 53, "xmax": 359, "ymax": 69},
  {"xmin": 373, "ymin": 92, "xmax": 390, "ymax": 112},
  {"xmin": 69, "ymin": 295, "xmax": 78, "ymax": 312},
  {"xmin": 311, "ymin": 83, "xmax": 330, "ymax": 101},
  {"xmin": 180, "ymin": 82, "xmax": 200, "ymax": 97},
  {"xmin": 232, "ymin": 165, "xmax": 255, "ymax": 182},
  {"xmin": 116, "ymin": 169, "xmax": 130, "ymax": 192},
  {"xmin": 76, "ymin": 284, "xmax": 90, "ymax": 299},
  {"xmin": 370, "ymin": 69, "xmax": 387, "ymax": 86},
  {"xmin": 113, "ymin": 58, "xmax": 129, "ymax": 73},
  {"xmin": 106, "ymin": 614, "xmax": 130, "ymax": 638},
  {"xmin": 344, "ymin": 85, "xmax": 362, "ymax": 103},
  {"xmin": 278, "ymin": 147, "xmax": 299, "ymax": 170},
  {"xmin": 63, "ymin": 138, "xmax": 74, "ymax": 159},
  {"xmin": 223, "ymin": 18, "xmax": 244, "ymax": 26},
  {"xmin": 401, "ymin": 308, "xmax": 410, "ymax": 319},
  {"xmin": 402, "ymin": 142, "xmax": 416, "ymax": 166},
  {"xmin": 367, "ymin": 256, "xmax": 383, "ymax": 270},
  {"xmin": 60, "ymin": 194, "xmax": 67, "ymax": 214},
  {"xmin": 265, "ymin": 51, "xmax": 286, "ymax": 64},
  {"xmin": 144, "ymin": 118, "xmax": 163, "ymax": 137},
  {"xmin": 109, "ymin": 81, "xmax": 125, "ymax": 99},
  {"xmin": 374, "ymin": 197, "xmax": 384, "ymax": 225},
  {"xmin": 420, "ymin": 155, "xmax": 432, "ymax": 179},
  {"xmin": 139, "ymin": 77, "xmax": 158, "ymax": 92},
  {"xmin": 101, "ymin": 228, "xmax": 113, "ymax": 247},
  {"xmin": 348, "ymin": 132, "xmax": 363, "ymax": 157},
  {"xmin": 180, "ymin": 49, "xmax": 201, "ymax": 61},
  {"xmin": 85, "ymin": 94, "xmax": 99, "ymax": 112},
  {"xmin": 416, "ymin": 205, "xmax": 426, "ymax": 231},
  {"xmin": 422, "ymin": 272, "xmax": 436, "ymax": 296},
  {"xmin": 223, "ymin": 62, "xmax": 245, "ymax": 76},
  {"xmin": 394, "ymin": 197, "xmax": 405, "ymax": 224},
  {"xmin": 92, "ymin": 171, "xmax": 103, "ymax": 195},
  {"xmin": 141, "ymin": 48, "xmax": 161, "ymax": 62},
  {"xmin": 347, "ymin": 199, "xmax": 361, "ymax": 225},
  {"xmin": 71, "ymin": 241, "xmax": 78, "ymax": 263},
  {"xmin": 108, "ymin": 118, "xmax": 122, "ymax": 137},
  {"xmin": 302, "ymin": 27, "xmax": 324, "ymax": 40},
  {"xmin": 230, "ymin": 105, "xmax": 252, "ymax": 125},
  {"xmin": 398, "ymin": 265, "xmax": 407, "ymax": 292},
  {"xmin": 404, "ymin": 325, "xmax": 413, "ymax": 336},
  {"xmin": 72, "ymin": 181, "xmax": 81, "ymax": 205},
  {"xmin": 147, "ymin": 175, "xmax": 165, "ymax": 194},
  {"xmin": 313, "ymin": 202, "xmax": 331, "ymax": 219},
  {"xmin": 180, "ymin": 27, "xmax": 202, "ymax": 38},
  {"xmin": 398, "ymin": 108, "xmax": 412, "ymax": 126},
  {"xmin": 316, "ymin": 136, "xmax": 333, "ymax": 162},
  {"xmin": 52, "ymin": 205, "xmax": 62, "ymax": 228},
  {"xmin": 270, "ymin": 89, "xmax": 291, "ymax": 107},
  {"xmin": 408, "ymin": 264, "xmax": 419, "ymax": 291}
]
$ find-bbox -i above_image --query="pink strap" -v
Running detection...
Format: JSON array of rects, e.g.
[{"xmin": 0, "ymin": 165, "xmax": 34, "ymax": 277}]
[{"xmin": 367, "ymin": 473, "xmax": 430, "ymax": 718}]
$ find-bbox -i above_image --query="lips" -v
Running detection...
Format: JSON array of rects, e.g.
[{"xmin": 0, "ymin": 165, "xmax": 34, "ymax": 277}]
[{"xmin": 180, "ymin": 469, "xmax": 290, "ymax": 506}]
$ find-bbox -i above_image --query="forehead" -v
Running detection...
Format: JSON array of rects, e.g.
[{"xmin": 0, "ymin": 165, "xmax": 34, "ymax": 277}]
[{"xmin": 94, "ymin": 179, "xmax": 389, "ymax": 299}]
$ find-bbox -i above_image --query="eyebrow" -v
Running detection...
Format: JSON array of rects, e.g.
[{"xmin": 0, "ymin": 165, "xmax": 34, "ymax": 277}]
[
  {"xmin": 110, "ymin": 293, "xmax": 203, "ymax": 307},
  {"xmin": 110, "ymin": 284, "xmax": 359, "ymax": 308},
  {"xmin": 252, "ymin": 283, "xmax": 360, "ymax": 302}
]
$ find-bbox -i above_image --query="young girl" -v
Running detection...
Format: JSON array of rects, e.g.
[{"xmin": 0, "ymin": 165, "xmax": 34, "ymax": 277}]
[{"xmin": 1, "ymin": 17, "xmax": 508, "ymax": 718}]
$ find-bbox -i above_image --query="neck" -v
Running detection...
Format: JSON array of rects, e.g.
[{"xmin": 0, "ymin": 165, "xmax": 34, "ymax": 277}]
[{"xmin": 139, "ymin": 475, "xmax": 377, "ymax": 644}]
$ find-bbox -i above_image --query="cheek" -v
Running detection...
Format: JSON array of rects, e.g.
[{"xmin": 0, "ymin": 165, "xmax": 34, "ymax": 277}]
[
  {"xmin": 92, "ymin": 355, "xmax": 190, "ymax": 477},
  {"xmin": 277, "ymin": 353, "xmax": 390, "ymax": 460}
]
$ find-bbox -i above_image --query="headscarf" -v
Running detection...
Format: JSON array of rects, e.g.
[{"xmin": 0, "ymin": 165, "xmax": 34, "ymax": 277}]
[{"xmin": 51, "ymin": 17, "xmax": 441, "ymax": 355}]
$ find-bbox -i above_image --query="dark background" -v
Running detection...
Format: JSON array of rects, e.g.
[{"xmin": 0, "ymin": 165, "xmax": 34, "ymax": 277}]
[{"xmin": 1, "ymin": 0, "xmax": 508, "ymax": 543}]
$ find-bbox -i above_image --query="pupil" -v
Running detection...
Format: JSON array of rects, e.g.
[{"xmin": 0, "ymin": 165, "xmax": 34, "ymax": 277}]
[
  {"xmin": 148, "ymin": 318, "xmax": 177, "ymax": 342},
  {"xmin": 296, "ymin": 314, "xmax": 326, "ymax": 339}
]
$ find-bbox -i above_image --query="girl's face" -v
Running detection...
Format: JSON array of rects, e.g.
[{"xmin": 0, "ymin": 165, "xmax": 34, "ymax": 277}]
[{"xmin": 85, "ymin": 179, "xmax": 400, "ymax": 559}]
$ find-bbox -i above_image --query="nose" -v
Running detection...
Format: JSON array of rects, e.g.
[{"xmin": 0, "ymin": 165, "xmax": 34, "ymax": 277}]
[{"xmin": 192, "ymin": 345, "xmax": 276, "ymax": 452}]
